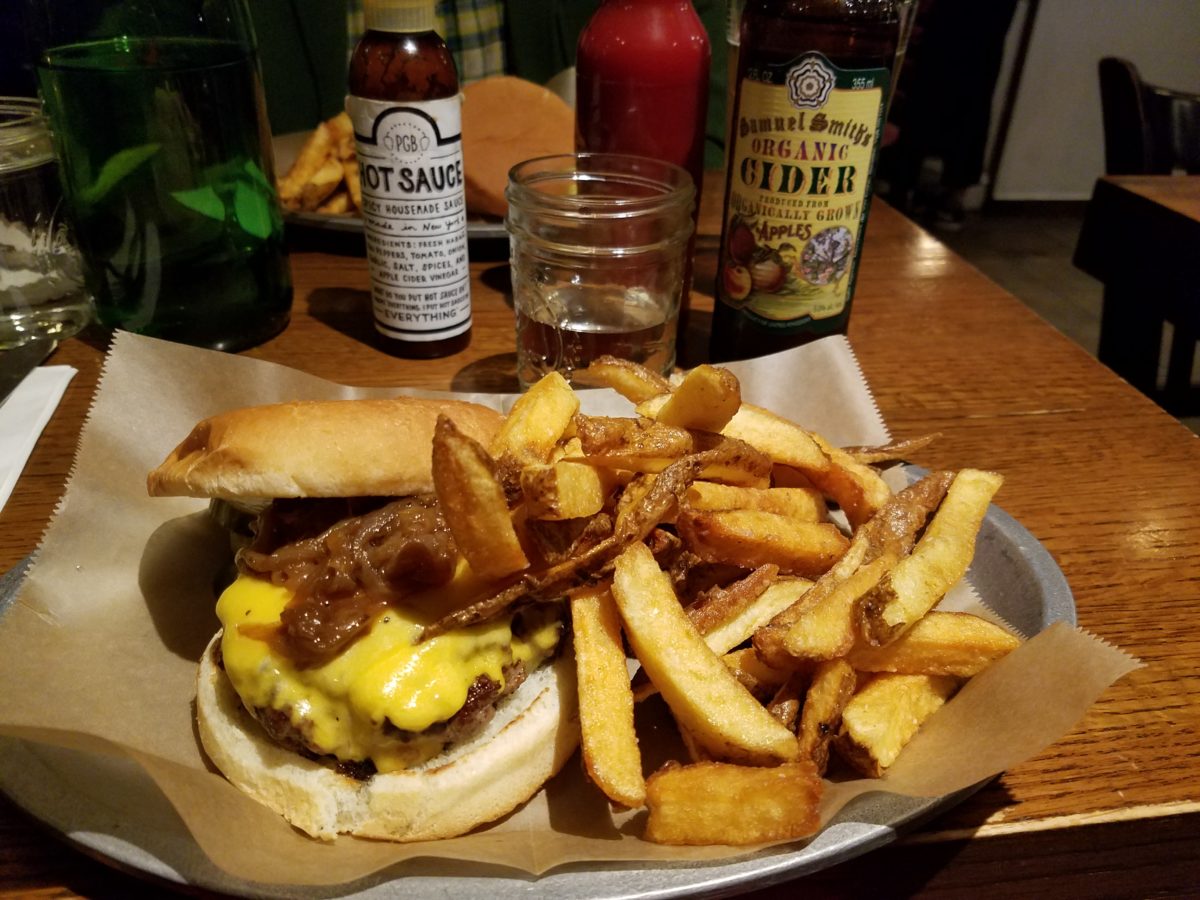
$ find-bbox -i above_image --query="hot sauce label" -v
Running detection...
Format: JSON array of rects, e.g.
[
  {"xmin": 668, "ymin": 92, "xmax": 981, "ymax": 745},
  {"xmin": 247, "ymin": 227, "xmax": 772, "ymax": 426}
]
[
  {"xmin": 346, "ymin": 95, "xmax": 470, "ymax": 342},
  {"xmin": 717, "ymin": 52, "xmax": 888, "ymax": 328}
]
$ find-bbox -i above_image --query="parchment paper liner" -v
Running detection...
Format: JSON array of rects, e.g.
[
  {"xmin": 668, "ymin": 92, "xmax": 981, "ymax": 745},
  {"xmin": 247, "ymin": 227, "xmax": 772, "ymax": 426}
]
[{"xmin": 0, "ymin": 332, "xmax": 1138, "ymax": 885}]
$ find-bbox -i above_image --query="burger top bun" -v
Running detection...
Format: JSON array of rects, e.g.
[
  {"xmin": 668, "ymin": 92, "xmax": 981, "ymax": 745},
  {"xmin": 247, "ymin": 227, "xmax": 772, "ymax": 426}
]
[
  {"xmin": 462, "ymin": 75, "xmax": 574, "ymax": 219},
  {"xmin": 147, "ymin": 397, "xmax": 503, "ymax": 501},
  {"xmin": 196, "ymin": 633, "xmax": 580, "ymax": 841}
]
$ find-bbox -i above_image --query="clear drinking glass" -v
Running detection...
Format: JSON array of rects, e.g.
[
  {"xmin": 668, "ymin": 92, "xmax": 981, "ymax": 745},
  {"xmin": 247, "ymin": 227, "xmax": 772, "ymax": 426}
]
[
  {"xmin": 0, "ymin": 97, "xmax": 91, "ymax": 348},
  {"xmin": 32, "ymin": 0, "xmax": 292, "ymax": 351},
  {"xmin": 506, "ymin": 153, "xmax": 695, "ymax": 389}
]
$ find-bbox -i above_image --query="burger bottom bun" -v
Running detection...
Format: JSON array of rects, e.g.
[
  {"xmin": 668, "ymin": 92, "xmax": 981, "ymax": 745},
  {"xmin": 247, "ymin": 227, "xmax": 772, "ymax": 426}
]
[{"xmin": 196, "ymin": 632, "xmax": 580, "ymax": 841}]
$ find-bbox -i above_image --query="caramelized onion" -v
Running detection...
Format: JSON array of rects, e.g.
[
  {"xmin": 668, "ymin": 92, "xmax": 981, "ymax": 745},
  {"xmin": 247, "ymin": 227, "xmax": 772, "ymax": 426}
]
[{"xmin": 238, "ymin": 496, "xmax": 457, "ymax": 668}]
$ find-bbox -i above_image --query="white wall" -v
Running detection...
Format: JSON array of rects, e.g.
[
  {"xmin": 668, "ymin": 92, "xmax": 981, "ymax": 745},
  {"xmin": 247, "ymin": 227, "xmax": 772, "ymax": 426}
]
[{"xmin": 993, "ymin": 0, "xmax": 1200, "ymax": 201}]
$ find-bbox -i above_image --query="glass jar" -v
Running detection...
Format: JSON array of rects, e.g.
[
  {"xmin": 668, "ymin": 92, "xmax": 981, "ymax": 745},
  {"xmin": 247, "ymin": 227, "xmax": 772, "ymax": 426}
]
[
  {"xmin": 505, "ymin": 153, "xmax": 694, "ymax": 388},
  {"xmin": 0, "ymin": 96, "xmax": 91, "ymax": 348}
]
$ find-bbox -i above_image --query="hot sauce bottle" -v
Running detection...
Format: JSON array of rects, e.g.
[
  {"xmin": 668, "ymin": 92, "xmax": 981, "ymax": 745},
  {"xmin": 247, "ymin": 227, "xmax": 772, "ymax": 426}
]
[
  {"xmin": 576, "ymin": 0, "xmax": 710, "ymax": 334},
  {"xmin": 710, "ymin": 0, "xmax": 898, "ymax": 362},
  {"xmin": 347, "ymin": 0, "xmax": 470, "ymax": 358}
]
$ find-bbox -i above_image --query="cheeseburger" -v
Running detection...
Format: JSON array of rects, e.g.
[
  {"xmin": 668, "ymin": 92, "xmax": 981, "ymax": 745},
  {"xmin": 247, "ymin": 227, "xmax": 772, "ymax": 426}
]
[{"xmin": 148, "ymin": 397, "xmax": 579, "ymax": 840}]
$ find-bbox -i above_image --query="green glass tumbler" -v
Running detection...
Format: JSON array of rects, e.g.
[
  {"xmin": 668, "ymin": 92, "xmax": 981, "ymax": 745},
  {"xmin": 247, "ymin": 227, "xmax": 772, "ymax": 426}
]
[{"xmin": 33, "ymin": 0, "xmax": 292, "ymax": 350}]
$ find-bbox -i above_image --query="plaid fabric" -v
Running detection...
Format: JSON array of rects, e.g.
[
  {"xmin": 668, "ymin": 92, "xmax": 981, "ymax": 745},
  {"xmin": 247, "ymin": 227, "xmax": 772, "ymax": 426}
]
[{"xmin": 346, "ymin": 0, "xmax": 506, "ymax": 84}]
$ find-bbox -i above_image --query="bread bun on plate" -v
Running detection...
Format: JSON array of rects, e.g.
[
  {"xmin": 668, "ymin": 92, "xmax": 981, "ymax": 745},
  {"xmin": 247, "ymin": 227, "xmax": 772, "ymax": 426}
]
[
  {"xmin": 150, "ymin": 397, "xmax": 579, "ymax": 841},
  {"xmin": 148, "ymin": 396, "xmax": 502, "ymax": 500},
  {"xmin": 461, "ymin": 75, "xmax": 574, "ymax": 218}
]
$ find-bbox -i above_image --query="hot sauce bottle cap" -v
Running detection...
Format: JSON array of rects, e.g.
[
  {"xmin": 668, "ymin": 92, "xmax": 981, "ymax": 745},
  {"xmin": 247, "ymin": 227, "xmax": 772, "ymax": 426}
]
[{"xmin": 364, "ymin": 0, "xmax": 437, "ymax": 32}]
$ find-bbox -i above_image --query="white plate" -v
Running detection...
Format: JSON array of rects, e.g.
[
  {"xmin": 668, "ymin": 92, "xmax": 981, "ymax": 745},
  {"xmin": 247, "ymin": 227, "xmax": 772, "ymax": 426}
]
[{"xmin": 0, "ymin": 496, "xmax": 1074, "ymax": 898}]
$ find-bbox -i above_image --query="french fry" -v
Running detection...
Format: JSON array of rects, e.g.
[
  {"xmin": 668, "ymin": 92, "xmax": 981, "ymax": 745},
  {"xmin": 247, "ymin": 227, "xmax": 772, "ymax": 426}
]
[
  {"xmin": 325, "ymin": 110, "xmax": 355, "ymax": 160},
  {"xmin": 695, "ymin": 577, "xmax": 812, "ymax": 656},
  {"xmin": 491, "ymin": 370, "xmax": 580, "ymax": 466},
  {"xmin": 644, "ymin": 761, "xmax": 823, "ymax": 845},
  {"xmin": 653, "ymin": 364, "xmax": 741, "ymax": 432},
  {"xmin": 771, "ymin": 465, "xmax": 816, "ymax": 489},
  {"xmin": 275, "ymin": 112, "xmax": 360, "ymax": 217},
  {"xmin": 684, "ymin": 482, "xmax": 827, "ymax": 521},
  {"xmin": 579, "ymin": 355, "xmax": 670, "ymax": 403},
  {"xmin": 847, "ymin": 611, "xmax": 1019, "ymax": 677},
  {"xmin": 575, "ymin": 415, "xmax": 693, "ymax": 470},
  {"xmin": 805, "ymin": 436, "xmax": 893, "ymax": 530},
  {"xmin": 490, "ymin": 371, "xmax": 579, "ymax": 502},
  {"xmin": 766, "ymin": 672, "xmax": 807, "ymax": 731},
  {"xmin": 753, "ymin": 537, "xmax": 871, "ymax": 667},
  {"xmin": 690, "ymin": 437, "xmax": 774, "ymax": 487},
  {"xmin": 579, "ymin": 427, "xmax": 772, "ymax": 488},
  {"xmin": 843, "ymin": 433, "xmax": 940, "ymax": 465},
  {"xmin": 796, "ymin": 659, "xmax": 857, "ymax": 774},
  {"xmin": 298, "ymin": 155, "xmax": 344, "ymax": 212},
  {"xmin": 277, "ymin": 121, "xmax": 333, "ymax": 207},
  {"xmin": 342, "ymin": 158, "xmax": 361, "ymax": 210},
  {"xmin": 767, "ymin": 552, "xmax": 897, "ymax": 663},
  {"xmin": 753, "ymin": 472, "xmax": 953, "ymax": 668},
  {"xmin": 613, "ymin": 473, "xmax": 657, "ymax": 531},
  {"xmin": 611, "ymin": 542, "xmax": 799, "ymax": 765},
  {"xmin": 634, "ymin": 575, "xmax": 809, "ymax": 703},
  {"xmin": 721, "ymin": 647, "xmax": 791, "ymax": 699},
  {"xmin": 639, "ymin": 396, "xmax": 832, "ymax": 476},
  {"xmin": 719, "ymin": 403, "xmax": 832, "ymax": 473},
  {"xmin": 835, "ymin": 674, "xmax": 958, "ymax": 777},
  {"xmin": 677, "ymin": 507, "xmax": 850, "ymax": 578},
  {"xmin": 521, "ymin": 460, "xmax": 612, "ymax": 521},
  {"xmin": 431, "ymin": 415, "xmax": 529, "ymax": 580},
  {"xmin": 571, "ymin": 585, "xmax": 645, "ymax": 808},
  {"xmin": 860, "ymin": 469, "xmax": 1004, "ymax": 646},
  {"xmin": 686, "ymin": 563, "xmax": 780, "ymax": 636},
  {"xmin": 315, "ymin": 190, "xmax": 351, "ymax": 215}
]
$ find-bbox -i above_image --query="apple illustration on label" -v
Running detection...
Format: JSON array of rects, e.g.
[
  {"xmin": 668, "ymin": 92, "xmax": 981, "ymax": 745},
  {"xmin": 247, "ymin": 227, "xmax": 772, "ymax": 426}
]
[
  {"xmin": 726, "ymin": 216, "xmax": 757, "ymax": 265},
  {"xmin": 750, "ymin": 248, "xmax": 787, "ymax": 293},
  {"xmin": 723, "ymin": 263, "xmax": 752, "ymax": 300}
]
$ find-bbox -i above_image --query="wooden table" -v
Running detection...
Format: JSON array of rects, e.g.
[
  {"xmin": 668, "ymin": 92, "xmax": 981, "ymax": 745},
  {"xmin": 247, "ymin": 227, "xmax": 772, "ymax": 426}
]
[
  {"xmin": 1074, "ymin": 174, "xmax": 1200, "ymax": 416},
  {"xmin": 3, "ymin": 175, "xmax": 1200, "ymax": 898}
]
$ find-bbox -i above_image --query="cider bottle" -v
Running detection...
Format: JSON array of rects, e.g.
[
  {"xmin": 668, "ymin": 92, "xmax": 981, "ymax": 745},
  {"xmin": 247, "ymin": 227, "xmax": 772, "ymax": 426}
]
[
  {"xmin": 347, "ymin": 0, "xmax": 470, "ymax": 357},
  {"xmin": 710, "ymin": 0, "xmax": 898, "ymax": 362}
]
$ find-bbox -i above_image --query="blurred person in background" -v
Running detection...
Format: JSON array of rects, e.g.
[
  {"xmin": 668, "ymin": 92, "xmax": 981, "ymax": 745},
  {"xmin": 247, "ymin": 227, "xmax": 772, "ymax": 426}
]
[{"xmin": 878, "ymin": 0, "xmax": 1019, "ymax": 231}]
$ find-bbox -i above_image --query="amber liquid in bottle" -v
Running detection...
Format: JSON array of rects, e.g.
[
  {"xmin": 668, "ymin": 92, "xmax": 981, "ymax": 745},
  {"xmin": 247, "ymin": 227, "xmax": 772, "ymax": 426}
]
[
  {"xmin": 348, "ymin": 29, "xmax": 471, "ymax": 358},
  {"xmin": 710, "ymin": 0, "xmax": 898, "ymax": 363}
]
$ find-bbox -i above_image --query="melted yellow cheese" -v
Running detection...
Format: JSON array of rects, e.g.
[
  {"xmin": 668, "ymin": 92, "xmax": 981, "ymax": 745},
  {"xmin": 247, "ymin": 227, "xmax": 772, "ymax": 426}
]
[{"xmin": 215, "ymin": 575, "xmax": 561, "ymax": 772}]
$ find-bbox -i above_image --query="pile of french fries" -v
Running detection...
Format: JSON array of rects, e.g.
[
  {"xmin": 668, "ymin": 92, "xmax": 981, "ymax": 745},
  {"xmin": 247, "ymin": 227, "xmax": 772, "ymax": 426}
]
[
  {"xmin": 426, "ymin": 358, "xmax": 1019, "ymax": 846},
  {"xmin": 276, "ymin": 112, "xmax": 361, "ymax": 215}
]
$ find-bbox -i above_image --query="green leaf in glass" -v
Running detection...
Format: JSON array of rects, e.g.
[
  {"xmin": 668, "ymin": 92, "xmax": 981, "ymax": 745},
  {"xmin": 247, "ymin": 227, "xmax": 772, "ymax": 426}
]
[
  {"xmin": 243, "ymin": 159, "xmax": 274, "ymax": 192},
  {"xmin": 80, "ymin": 143, "xmax": 161, "ymax": 206},
  {"xmin": 171, "ymin": 186, "xmax": 226, "ymax": 220},
  {"xmin": 234, "ymin": 180, "xmax": 274, "ymax": 239}
]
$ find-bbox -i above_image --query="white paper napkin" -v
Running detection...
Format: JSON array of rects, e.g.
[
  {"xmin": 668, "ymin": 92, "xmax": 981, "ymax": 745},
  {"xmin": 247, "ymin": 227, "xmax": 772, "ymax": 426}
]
[{"xmin": 0, "ymin": 366, "xmax": 76, "ymax": 514}]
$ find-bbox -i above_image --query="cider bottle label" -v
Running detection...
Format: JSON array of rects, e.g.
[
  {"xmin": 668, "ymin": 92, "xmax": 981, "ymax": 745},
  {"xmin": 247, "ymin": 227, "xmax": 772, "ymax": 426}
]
[
  {"xmin": 717, "ymin": 52, "xmax": 888, "ymax": 330},
  {"xmin": 346, "ymin": 94, "xmax": 470, "ymax": 342}
]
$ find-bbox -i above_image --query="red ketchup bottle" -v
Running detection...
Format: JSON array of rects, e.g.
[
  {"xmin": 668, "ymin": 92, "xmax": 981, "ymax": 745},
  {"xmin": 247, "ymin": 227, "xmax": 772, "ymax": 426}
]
[{"xmin": 576, "ymin": 1, "xmax": 711, "ymax": 327}]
